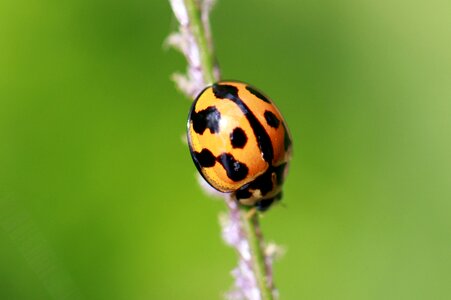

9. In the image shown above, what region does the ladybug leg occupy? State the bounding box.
[255,192,283,212]
[255,198,275,212]
[275,191,283,202]
[245,207,257,219]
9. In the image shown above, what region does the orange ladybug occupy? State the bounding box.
[187,81,292,211]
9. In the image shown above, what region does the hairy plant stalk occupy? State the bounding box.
[184,0,216,84]
[167,0,220,97]
[241,212,274,300]
[167,1,278,299]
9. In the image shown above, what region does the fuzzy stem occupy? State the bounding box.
[241,211,274,300]
[169,0,275,298]
[184,0,216,84]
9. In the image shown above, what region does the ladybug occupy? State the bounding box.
[187,81,292,211]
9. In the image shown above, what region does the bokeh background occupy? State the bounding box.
[1,0,450,299]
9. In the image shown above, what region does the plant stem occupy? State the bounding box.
[240,210,274,300]
[173,1,275,298]
[184,0,216,84]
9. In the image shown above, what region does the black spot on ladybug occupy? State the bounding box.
[212,83,238,99]
[264,110,280,129]
[212,83,274,163]
[191,106,221,135]
[230,127,247,148]
[194,149,216,168]
[217,153,249,181]
[282,122,292,151]
[246,85,271,103]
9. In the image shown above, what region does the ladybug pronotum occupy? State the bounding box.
[187,81,292,211]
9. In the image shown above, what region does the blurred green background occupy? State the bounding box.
[1,0,450,299]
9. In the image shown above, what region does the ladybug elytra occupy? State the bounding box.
[187,81,292,211]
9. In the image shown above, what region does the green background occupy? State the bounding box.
[1,0,450,299]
